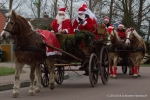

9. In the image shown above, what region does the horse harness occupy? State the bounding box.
[13,31,46,54]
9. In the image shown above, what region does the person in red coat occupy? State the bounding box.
[50,7,73,34]
[116,24,126,40]
[80,3,99,40]
[103,17,113,28]
[72,6,95,36]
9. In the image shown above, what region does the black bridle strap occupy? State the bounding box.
[14,31,35,38]
[3,29,12,33]
[3,20,17,33]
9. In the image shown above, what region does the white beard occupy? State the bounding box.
[56,15,65,24]
[78,14,85,20]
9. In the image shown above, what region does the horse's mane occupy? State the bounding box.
[126,28,142,41]
[112,29,121,41]
[132,30,142,41]
[16,15,32,32]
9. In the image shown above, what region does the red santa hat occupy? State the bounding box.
[118,24,124,28]
[78,6,86,14]
[81,4,88,9]
[104,17,109,22]
[58,7,66,14]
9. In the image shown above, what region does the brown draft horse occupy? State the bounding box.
[0,10,56,97]
[125,28,146,78]
[107,29,123,78]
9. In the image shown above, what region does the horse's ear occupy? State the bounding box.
[5,10,12,17]
[11,10,17,18]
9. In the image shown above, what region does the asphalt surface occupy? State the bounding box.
[0,65,149,100]
[0,62,69,91]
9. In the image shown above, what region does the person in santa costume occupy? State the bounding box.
[80,3,99,40]
[103,17,113,28]
[72,6,95,36]
[50,7,73,34]
[116,24,126,40]
[102,17,114,35]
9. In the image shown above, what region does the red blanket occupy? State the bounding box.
[36,29,62,56]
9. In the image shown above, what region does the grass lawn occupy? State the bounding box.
[141,64,150,67]
[0,66,25,76]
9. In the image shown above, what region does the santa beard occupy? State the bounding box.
[56,15,65,24]
[78,14,85,20]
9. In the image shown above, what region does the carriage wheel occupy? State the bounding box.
[89,53,100,87]
[100,46,109,85]
[122,66,127,74]
[40,61,49,87]
[55,67,64,85]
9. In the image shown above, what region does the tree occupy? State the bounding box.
[9,0,13,9]
[109,0,114,23]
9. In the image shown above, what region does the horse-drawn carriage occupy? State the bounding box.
[40,31,109,87]
[1,10,147,98]
[0,10,110,98]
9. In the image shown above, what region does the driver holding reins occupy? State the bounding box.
[72,6,94,34]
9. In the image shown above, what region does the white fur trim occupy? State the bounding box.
[118,24,124,27]
[78,11,85,14]
[64,29,68,33]
[82,21,87,26]
[108,26,114,29]
[58,23,62,31]
[51,30,54,33]
[58,11,65,14]
[46,51,62,56]
[104,19,109,21]
[74,29,78,32]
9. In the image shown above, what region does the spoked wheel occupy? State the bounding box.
[89,53,100,87]
[40,61,49,87]
[55,66,64,85]
[122,66,127,74]
[100,46,109,85]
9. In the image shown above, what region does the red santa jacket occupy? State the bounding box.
[50,19,73,34]
[104,23,113,28]
[117,29,126,39]
[73,17,95,33]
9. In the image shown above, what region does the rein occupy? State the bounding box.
[13,31,35,38]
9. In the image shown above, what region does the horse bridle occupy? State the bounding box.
[3,17,18,33]
[3,16,33,38]
[125,29,134,41]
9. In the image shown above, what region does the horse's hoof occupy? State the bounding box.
[132,74,138,78]
[50,83,55,90]
[129,73,133,75]
[35,89,40,93]
[13,93,19,98]
[28,92,35,96]
[113,75,117,79]
[138,74,141,77]
[109,74,113,77]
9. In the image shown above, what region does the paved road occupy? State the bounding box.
[0,66,149,100]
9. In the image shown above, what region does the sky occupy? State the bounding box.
[0,0,86,18]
